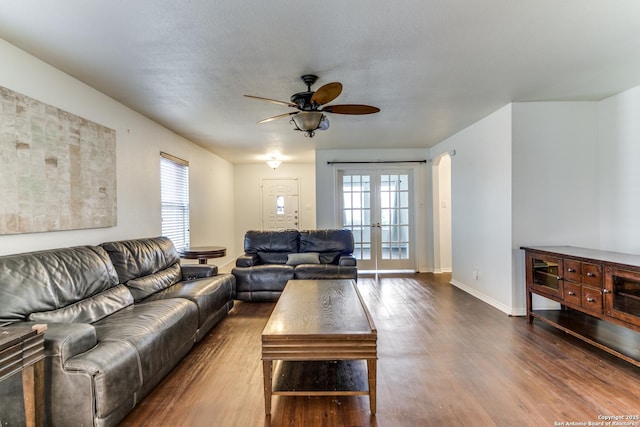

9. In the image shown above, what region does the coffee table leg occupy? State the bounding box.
[263,360,272,415]
[367,359,377,415]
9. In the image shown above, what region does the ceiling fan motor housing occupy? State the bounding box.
[291,74,320,109]
[290,91,316,110]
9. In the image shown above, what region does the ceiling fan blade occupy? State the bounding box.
[310,82,343,105]
[257,111,298,124]
[244,95,297,108]
[322,104,380,115]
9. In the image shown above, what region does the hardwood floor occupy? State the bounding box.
[121,273,640,426]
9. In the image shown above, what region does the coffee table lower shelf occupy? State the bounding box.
[271,360,370,396]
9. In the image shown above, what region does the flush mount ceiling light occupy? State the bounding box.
[245,74,379,138]
[266,158,282,170]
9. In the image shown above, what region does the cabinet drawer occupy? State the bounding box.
[564,282,582,306]
[582,263,602,287]
[582,286,603,313]
[564,259,581,283]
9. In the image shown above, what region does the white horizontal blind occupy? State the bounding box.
[160,152,190,251]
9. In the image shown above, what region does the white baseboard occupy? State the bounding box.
[450,279,517,316]
[511,307,527,316]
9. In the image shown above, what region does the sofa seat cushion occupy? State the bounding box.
[143,274,235,328]
[233,264,294,293]
[294,264,358,281]
[28,284,133,324]
[92,298,198,384]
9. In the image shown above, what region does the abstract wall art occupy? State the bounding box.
[0,86,117,234]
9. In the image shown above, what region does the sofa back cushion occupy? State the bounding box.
[28,284,133,324]
[125,263,183,302]
[0,246,120,322]
[299,230,354,264]
[244,230,299,264]
[100,237,182,301]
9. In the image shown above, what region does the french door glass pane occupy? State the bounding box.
[342,174,371,261]
[379,174,409,260]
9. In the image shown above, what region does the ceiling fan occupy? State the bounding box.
[245,74,380,138]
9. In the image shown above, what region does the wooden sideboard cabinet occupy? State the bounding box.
[522,246,640,367]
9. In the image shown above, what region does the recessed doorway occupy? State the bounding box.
[432,153,452,273]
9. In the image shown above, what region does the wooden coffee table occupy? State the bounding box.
[261,279,377,415]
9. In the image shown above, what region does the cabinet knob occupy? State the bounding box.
[567,268,576,273]
[603,289,610,294]
[568,291,576,296]
[556,276,563,281]
[586,272,596,277]
[586,297,595,303]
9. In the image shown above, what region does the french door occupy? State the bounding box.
[339,169,414,271]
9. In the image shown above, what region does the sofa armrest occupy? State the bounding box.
[41,322,97,364]
[338,255,357,267]
[236,254,261,267]
[181,264,218,280]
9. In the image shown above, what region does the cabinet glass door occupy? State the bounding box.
[528,254,563,298]
[606,268,640,323]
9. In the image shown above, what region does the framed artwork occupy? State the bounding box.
[0,86,117,234]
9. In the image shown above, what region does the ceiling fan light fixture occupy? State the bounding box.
[291,111,324,137]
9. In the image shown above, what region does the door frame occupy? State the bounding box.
[335,166,418,272]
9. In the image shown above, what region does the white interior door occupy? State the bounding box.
[261,178,300,230]
[339,169,414,271]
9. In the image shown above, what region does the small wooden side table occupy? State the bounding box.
[0,324,46,427]
[179,246,226,264]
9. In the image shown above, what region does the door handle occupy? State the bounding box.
[371,223,381,228]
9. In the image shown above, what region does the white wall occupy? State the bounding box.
[598,85,640,254]
[0,39,236,267]
[315,148,432,272]
[511,102,600,313]
[233,162,316,257]
[431,105,513,313]
[430,93,640,316]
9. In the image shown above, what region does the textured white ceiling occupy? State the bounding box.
[2,1,640,163]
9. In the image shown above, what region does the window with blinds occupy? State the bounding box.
[160,152,190,251]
